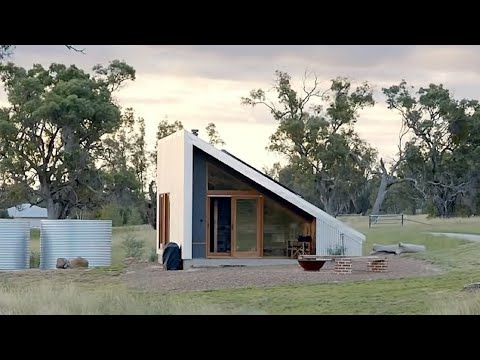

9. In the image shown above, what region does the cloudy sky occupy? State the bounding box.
[1,45,480,171]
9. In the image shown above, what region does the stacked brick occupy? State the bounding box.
[334,258,352,274]
[367,259,388,272]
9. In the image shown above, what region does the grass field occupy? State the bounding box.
[2,215,480,314]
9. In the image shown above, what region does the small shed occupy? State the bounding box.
[7,204,48,229]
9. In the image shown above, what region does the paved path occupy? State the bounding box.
[428,232,480,242]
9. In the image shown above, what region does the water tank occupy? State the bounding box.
[40,220,112,270]
[0,219,30,270]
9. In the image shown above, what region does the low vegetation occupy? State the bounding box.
[1,215,480,314]
[0,280,243,315]
[430,293,480,315]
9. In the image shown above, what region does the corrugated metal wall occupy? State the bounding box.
[0,219,30,270]
[315,218,363,256]
[40,220,112,270]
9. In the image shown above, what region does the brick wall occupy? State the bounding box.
[334,258,352,274]
[367,259,388,272]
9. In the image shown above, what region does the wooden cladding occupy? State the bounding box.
[158,193,170,249]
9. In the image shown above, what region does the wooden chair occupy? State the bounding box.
[287,235,312,258]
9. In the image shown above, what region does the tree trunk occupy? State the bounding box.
[323,197,335,216]
[371,243,426,255]
[147,180,157,229]
[45,197,69,219]
[372,172,389,215]
[46,198,60,219]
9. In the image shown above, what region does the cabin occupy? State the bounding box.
[156,129,365,268]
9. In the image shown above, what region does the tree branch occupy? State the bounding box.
[65,45,85,53]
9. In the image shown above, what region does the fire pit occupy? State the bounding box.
[297,258,328,271]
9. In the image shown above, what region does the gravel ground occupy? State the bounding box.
[121,254,443,293]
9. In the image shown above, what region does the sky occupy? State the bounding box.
[1,45,480,171]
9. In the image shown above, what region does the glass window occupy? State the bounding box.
[263,196,312,257]
[207,163,253,191]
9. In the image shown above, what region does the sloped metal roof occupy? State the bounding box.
[7,204,48,218]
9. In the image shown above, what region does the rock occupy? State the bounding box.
[463,282,480,291]
[56,258,68,269]
[67,257,89,268]
[56,256,89,269]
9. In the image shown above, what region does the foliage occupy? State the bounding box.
[242,71,377,215]
[0,209,12,218]
[122,234,145,258]
[29,251,40,268]
[148,247,158,262]
[326,244,346,255]
[383,81,480,217]
[0,60,135,219]
[206,122,226,146]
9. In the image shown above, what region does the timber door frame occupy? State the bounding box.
[206,191,263,258]
[231,195,263,258]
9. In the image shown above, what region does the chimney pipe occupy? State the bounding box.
[191,129,199,136]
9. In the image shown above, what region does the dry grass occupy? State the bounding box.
[0,279,260,315]
[9,215,480,315]
[429,292,480,315]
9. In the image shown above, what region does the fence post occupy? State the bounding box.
[401,213,404,226]
[368,215,371,228]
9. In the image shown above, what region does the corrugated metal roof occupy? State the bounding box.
[7,204,48,218]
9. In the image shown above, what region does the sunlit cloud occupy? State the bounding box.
[2,45,480,170]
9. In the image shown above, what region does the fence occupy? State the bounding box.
[368,213,404,228]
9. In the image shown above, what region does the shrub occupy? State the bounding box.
[0,209,12,219]
[327,244,346,256]
[122,235,145,258]
[30,251,40,268]
[148,247,158,263]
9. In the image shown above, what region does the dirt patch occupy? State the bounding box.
[121,254,443,293]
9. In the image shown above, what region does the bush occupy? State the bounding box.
[99,202,146,226]
[126,208,144,226]
[99,203,124,227]
[0,209,12,219]
[30,251,40,268]
[122,235,145,258]
[327,244,347,256]
[148,247,158,263]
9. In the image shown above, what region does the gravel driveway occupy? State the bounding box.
[121,255,442,293]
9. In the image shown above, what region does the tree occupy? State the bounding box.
[98,108,145,224]
[242,70,376,215]
[0,45,85,61]
[370,118,410,215]
[206,122,225,146]
[149,116,184,176]
[0,60,135,219]
[383,81,479,217]
[0,46,14,60]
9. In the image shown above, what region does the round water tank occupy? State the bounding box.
[0,219,30,270]
[40,220,112,270]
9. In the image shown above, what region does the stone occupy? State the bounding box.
[56,258,68,269]
[67,257,89,268]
